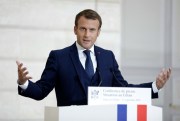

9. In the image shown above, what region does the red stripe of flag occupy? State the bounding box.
[137,105,147,121]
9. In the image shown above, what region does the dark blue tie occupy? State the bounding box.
[84,50,94,79]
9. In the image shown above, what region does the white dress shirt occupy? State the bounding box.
[76,42,97,72]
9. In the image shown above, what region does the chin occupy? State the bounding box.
[82,45,91,49]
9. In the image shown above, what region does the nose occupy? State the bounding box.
[84,30,90,37]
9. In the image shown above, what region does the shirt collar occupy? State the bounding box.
[76,41,95,55]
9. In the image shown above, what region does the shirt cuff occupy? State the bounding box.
[18,80,29,90]
[152,81,159,93]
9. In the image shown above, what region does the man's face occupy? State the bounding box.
[74,16,100,49]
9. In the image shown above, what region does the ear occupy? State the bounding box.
[74,26,77,35]
[97,29,101,37]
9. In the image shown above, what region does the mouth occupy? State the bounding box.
[83,39,91,43]
[82,39,92,49]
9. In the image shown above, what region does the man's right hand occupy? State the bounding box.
[16,61,32,85]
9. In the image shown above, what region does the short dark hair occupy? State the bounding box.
[75,9,102,29]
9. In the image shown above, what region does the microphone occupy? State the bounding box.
[96,68,102,86]
[110,68,127,87]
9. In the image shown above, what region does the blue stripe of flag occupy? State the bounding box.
[117,104,127,121]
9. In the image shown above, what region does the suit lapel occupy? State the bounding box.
[69,43,88,95]
[94,46,104,71]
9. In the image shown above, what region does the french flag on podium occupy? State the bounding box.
[117,104,148,121]
[88,87,162,121]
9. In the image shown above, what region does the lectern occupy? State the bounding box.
[44,87,162,121]
[44,104,162,121]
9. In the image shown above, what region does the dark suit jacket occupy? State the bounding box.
[18,42,158,106]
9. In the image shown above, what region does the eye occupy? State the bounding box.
[79,27,86,31]
[89,28,96,32]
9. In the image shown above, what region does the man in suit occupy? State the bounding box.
[17,9,171,106]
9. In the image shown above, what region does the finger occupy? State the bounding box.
[18,66,27,77]
[17,63,23,71]
[23,71,29,76]
[162,70,168,80]
[161,69,169,80]
[168,68,172,75]
[21,70,29,78]
[156,77,164,89]
[157,73,167,84]
[16,61,21,67]
[22,71,31,79]
[18,68,26,75]
[156,77,166,89]
[23,71,32,80]
[16,61,21,66]
[19,71,32,82]
[159,72,165,80]
[25,76,33,80]
[21,67,27,72]
[166,69,170,79]
[23,71,32,77]
[166,68,172,79]
[18,68,25,78]
[160,72,164,77]
[163,68,171,80]
[157,76,165,84]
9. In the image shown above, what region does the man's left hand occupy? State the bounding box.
[156,68,171,90]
